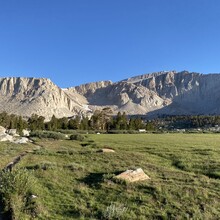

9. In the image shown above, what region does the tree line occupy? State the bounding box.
[1,110,220,133]
[0,109,155,132]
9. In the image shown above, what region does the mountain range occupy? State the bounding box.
[0,70,219,120]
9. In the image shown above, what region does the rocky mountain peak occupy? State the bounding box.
[70,80,113,96]
[0,77,88,120]
[1,71,220,119]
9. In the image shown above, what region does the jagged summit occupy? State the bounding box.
[122,70,177,83]
[67,70,220,116]
[0,77,87,120]
[68,80,113,96]
[1,71,220,119]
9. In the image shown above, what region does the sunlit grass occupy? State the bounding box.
[2,133,220,219]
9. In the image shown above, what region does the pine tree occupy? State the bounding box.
[68,116,80,130]
[17,116,24,133]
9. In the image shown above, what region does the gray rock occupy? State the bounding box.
[7,129,17,136]
[0,77,89,121]
[0,126,6,134]
[115,168,150,182]
[14,137,29,144]
[22,129,30,137]
[99,148,115,153]
[0,134,14,142]
[69,71,220,116]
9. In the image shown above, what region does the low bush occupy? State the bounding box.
[30,131,65,140]
[108,130,128,134]
[103,202,128,220]
[0,169,39,219]
[70,134,85,141]
[64,162,85,171]
[56,129,78,134]
[108,130,140,134]
[56,150,75,155]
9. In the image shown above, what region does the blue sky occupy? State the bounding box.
[0,0,220,87]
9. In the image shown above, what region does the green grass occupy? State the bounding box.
[0,142,35,168]
[2,133,220,219]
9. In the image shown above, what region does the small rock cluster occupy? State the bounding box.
[0,126,30,143]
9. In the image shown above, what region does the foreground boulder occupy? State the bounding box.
[7,129,17,136]
[115,168,150,182]
[0,126,30,143]
[14,137,29,144]
[0,134,14,142]
[0,126,6,134]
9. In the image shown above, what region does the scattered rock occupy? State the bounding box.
[22,129,30,137]
[0,134,14,142]
[7,129,17,136]
[0,128,30,143]
[115,168,150,182]
[14,137,29,144]
[0,126,6,134]
[99,148,115,153]
[14,134,20,137]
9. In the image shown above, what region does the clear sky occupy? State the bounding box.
[0,0,220,88]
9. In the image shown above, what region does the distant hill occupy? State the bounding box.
[1,71,220,119]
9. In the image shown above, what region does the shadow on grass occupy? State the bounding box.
[137,185,157,194]
[0,198,12,220]
[171,159,189,171]
[61,210,81,219]
[80,172,106,187]
[204,171,220,179]
[80,170,124,188]
[25,162,57,171]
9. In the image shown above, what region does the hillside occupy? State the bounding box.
[0,77,87,120]
[68,70,220,116]
[1,71,220,119]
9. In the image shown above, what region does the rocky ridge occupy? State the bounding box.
[1,71,220,119]
[68,70,220,116]
[0,77,87,120]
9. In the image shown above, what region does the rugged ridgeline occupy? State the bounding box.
[1,71,220,119]
[68,71,220,116]
[0,77,88,120]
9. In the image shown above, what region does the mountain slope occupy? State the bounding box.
[68,71,220,116]
[0,77,87,120]
[1,71,220,119]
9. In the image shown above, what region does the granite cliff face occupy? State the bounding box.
[1,71,220,119]
[68,71,220,116]
[0,77,87,120]
[128,71,220,115]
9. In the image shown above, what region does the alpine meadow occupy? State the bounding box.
[1,1,220,219]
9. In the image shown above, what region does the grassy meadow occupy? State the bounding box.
[1,133,220,219]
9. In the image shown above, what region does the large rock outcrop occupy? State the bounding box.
[2,71,220,119]
[0,77,88,120]
[68,71,220,116]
